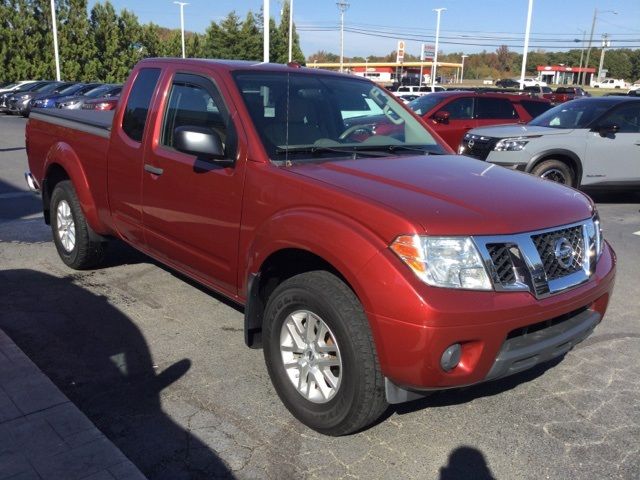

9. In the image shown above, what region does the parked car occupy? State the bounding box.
[519,77,548,87]
[547,86,590,105]
[0,80,38,95]
[408,91,552,149]
[0,81,52,113]
[15,82,77,117]
[522,85,553,97]
[6,81,68,116]
[495,78,520,88]
[459,97,640,188]
[31,83,102,110]
[25,58,615,435]
[591,78,628,89]
[81,96,119,111]
[56,84,122,109]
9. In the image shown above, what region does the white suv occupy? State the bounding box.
[592,78,628,89]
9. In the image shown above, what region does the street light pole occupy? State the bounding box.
[174,2,189,58]
[264,0,270,62]
[460,54,468,84]
[431,8,446,88]
[337,1,350,72]
[50,0,61,81]
[519,0,534,91]
[288,0,294,63]
[419,43,425,87]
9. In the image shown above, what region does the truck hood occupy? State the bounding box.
[469,124,574,138]
[289,155,593,236]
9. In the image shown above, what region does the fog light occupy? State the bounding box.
[440,344,462,372]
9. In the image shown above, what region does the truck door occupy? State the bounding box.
[141,71,246,296]
[107,68,162,245]
[583,102,640,185]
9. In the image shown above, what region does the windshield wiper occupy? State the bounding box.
[350,144,442,155]
[275,145,390,158]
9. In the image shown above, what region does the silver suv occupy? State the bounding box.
[459,97,640,188]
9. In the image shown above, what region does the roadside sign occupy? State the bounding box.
[422,44,435,59]
[397,40,405,63]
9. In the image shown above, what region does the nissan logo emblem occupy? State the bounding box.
[554,237,574,269]
[467,139,475,148]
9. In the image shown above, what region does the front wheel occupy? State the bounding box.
[532,159,576,187]
[50,180,107,269]
[263,271,387,436]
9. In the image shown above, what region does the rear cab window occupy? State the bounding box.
[122,68,161,142]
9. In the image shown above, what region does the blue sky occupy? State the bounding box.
[88,0,640,58]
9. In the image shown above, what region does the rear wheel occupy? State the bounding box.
[532,159,576,187]
[263,271,387,436]
[50,180,107,269]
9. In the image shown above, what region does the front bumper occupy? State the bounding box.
[359,241,615,402]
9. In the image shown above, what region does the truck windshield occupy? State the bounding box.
[233,72,446,163]
[528,99,617,129]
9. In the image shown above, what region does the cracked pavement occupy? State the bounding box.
[1,116,639,479]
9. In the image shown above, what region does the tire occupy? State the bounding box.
[532,159,576,187]
[50,180,107,269]
[263,271,387,436]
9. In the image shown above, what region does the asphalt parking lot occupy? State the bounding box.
[1,115,639,480]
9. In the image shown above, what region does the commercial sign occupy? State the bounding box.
[396,40,405,63]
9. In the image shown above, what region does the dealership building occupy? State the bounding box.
[536,65,597,85]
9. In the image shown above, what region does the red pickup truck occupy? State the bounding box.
[25,59,616,436]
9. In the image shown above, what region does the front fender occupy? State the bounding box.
[44,142,109,234]
[243,207,390,313]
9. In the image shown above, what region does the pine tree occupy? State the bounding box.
[60,0,95,81]
[115,9,142,81]
[237,12,261,61]
[277,1,304,64]
[90,1,120,82]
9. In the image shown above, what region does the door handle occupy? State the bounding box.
[144,164,164,175]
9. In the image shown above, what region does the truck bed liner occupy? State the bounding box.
[30,109,114,138]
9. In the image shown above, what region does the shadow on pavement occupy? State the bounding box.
[0,179,42,223]
[439,446,496,480]
[0,269,235,480]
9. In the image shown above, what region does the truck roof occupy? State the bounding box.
[137,57,351,79]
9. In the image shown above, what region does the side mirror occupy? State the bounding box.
[596,123,619,136]
[433,110,450,124]
[174,125,225,160]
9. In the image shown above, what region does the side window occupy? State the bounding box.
[161,73,234,157]
[521,100,551,119]
[441,98,473,120]
[122,68,161,142]
[602,104,640,133]
[475,98,518,120]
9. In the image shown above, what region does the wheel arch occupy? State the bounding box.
[242,209,389,348]
[525,149,583,187]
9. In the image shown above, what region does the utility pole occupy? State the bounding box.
[419,44,425,87]
[174,2,189,58]
[460,54,468,84]
[431,8,446,88]
[519,0,534,91]
[50,0,61,81]
[597,34,610,82]
[583,8,617,86]
[264,0,270,62]
[576,29,586,85]
[337,1,350,72]
[288,0,294,63]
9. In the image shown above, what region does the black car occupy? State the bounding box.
[495,78,520,88]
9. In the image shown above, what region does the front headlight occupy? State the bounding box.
[390,235,492,290]
[494,137,529,151]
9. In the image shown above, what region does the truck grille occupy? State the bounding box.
[460,135,498,160]
[475,219,596,299]
[532,226,584,280]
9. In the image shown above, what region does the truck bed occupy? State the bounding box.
[29,108,114,138]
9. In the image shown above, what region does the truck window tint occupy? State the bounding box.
[521,100,551,119]
[441,98,473,119]
[475,98,517,119]
[122,68,161,142]
[161,76,233,156]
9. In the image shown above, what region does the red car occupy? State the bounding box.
[81,96,119,111]
[408,91,552,150]
[25,59,615,435]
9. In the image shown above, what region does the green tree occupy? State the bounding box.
[90,1,120,82]
[277,0,304,64]
[59,0,95,81]
[236,12,261,61]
